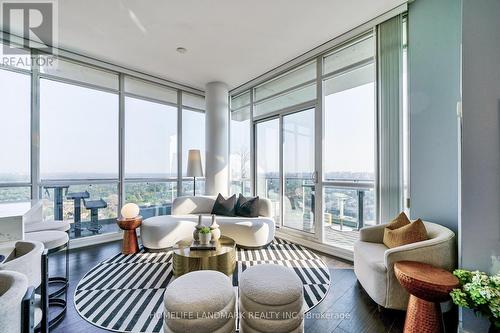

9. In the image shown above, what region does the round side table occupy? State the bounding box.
[394,261,459,333]
[117,216,142,254]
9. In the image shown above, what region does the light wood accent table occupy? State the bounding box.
[173,236,236,277]
[117,216,142,254]
[394,261,459,333]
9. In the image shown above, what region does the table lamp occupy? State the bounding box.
[121,203,140,219]
[117,203,142,254]
[186,149,203,196]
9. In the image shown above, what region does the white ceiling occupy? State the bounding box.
[21,0,406,90]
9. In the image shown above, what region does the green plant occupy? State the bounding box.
[199,226,211,234]
[450,269,500,329]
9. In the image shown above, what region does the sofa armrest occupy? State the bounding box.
[359,224,386,243]
[384,234,457,272]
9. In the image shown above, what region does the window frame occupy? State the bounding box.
[229,28,384,257]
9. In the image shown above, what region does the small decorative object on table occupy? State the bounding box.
[117,203,142,254]
[198,226,212,245]
[193,214,204,241]
[210,214,221,242]
[450,269,500,332]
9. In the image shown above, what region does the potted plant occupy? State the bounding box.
[450,269,500,332]
[198,226,212,245]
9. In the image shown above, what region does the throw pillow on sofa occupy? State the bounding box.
[211,193,237,216]
[386,212,411,230]
[383,215,428,248]
[235,194,260,217]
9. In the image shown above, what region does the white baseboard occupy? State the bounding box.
[69,231,123,249]
[275,230,354,262]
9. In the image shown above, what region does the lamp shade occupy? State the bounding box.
[186,149,204,177]
[121,203,140,219]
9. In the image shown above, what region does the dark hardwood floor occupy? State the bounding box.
[48,240,457,333]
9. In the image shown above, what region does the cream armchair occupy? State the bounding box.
[353,221,456,310]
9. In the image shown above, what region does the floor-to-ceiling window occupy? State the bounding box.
[321,33,376,249]
[253,61,317,232]
[40,59,120,236]
[255,119,280,223]
[182,92,206,196]
[230,19,407,256]
[0,67,31,202]
[0,40,205,242]
[282,109,316,233]
[230,91,251,196]
[124,82,178,218]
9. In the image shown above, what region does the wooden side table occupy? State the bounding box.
[394,261,459,333]
[117,216,142,254]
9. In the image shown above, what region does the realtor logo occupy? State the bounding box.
[1,1,58,54]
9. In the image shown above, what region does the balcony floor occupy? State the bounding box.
[324,226,359,251]
[283,211,360,251]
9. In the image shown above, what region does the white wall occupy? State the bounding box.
[460,0,500,331]
[408,0,462,233]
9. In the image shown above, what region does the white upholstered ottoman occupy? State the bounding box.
[163,270,236,333]
[239,264,304,333]
[140,216,196,251]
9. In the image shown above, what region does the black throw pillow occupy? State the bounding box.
[211,193,237,216]
[235,194,260,218]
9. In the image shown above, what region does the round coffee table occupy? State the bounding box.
[172,236,236,277]
[394,261,459,333]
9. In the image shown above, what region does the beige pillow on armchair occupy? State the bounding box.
[383,213,428,248]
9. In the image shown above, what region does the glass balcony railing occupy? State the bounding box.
[323,183,376,231]
[257,176,375,249]
[230,179,252,197]
[41,182,119,239]
[0,186,31,203]
[124,181,177,219]
[182,178,205,197]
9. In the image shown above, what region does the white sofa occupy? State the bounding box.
[141,196,275,251]
[353,221,456,310]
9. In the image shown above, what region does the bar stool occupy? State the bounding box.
[66,191,90,238]
[84,198,107,234]
[24,231,69,328]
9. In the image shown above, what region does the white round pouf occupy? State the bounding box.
[163,270,236,333]
[239,264,304,333]
[141,216,196,251]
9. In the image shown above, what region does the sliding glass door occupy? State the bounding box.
[255,119,280,223]
[255,109,316,236]
[283,109,316,233]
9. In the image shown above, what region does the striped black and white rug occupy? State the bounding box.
[74,238,331,333]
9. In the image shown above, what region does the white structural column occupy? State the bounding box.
[205,82,229,195]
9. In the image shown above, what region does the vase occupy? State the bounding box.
[193,215,203,241]
[210,214,221,242]
[199,232,211,245]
